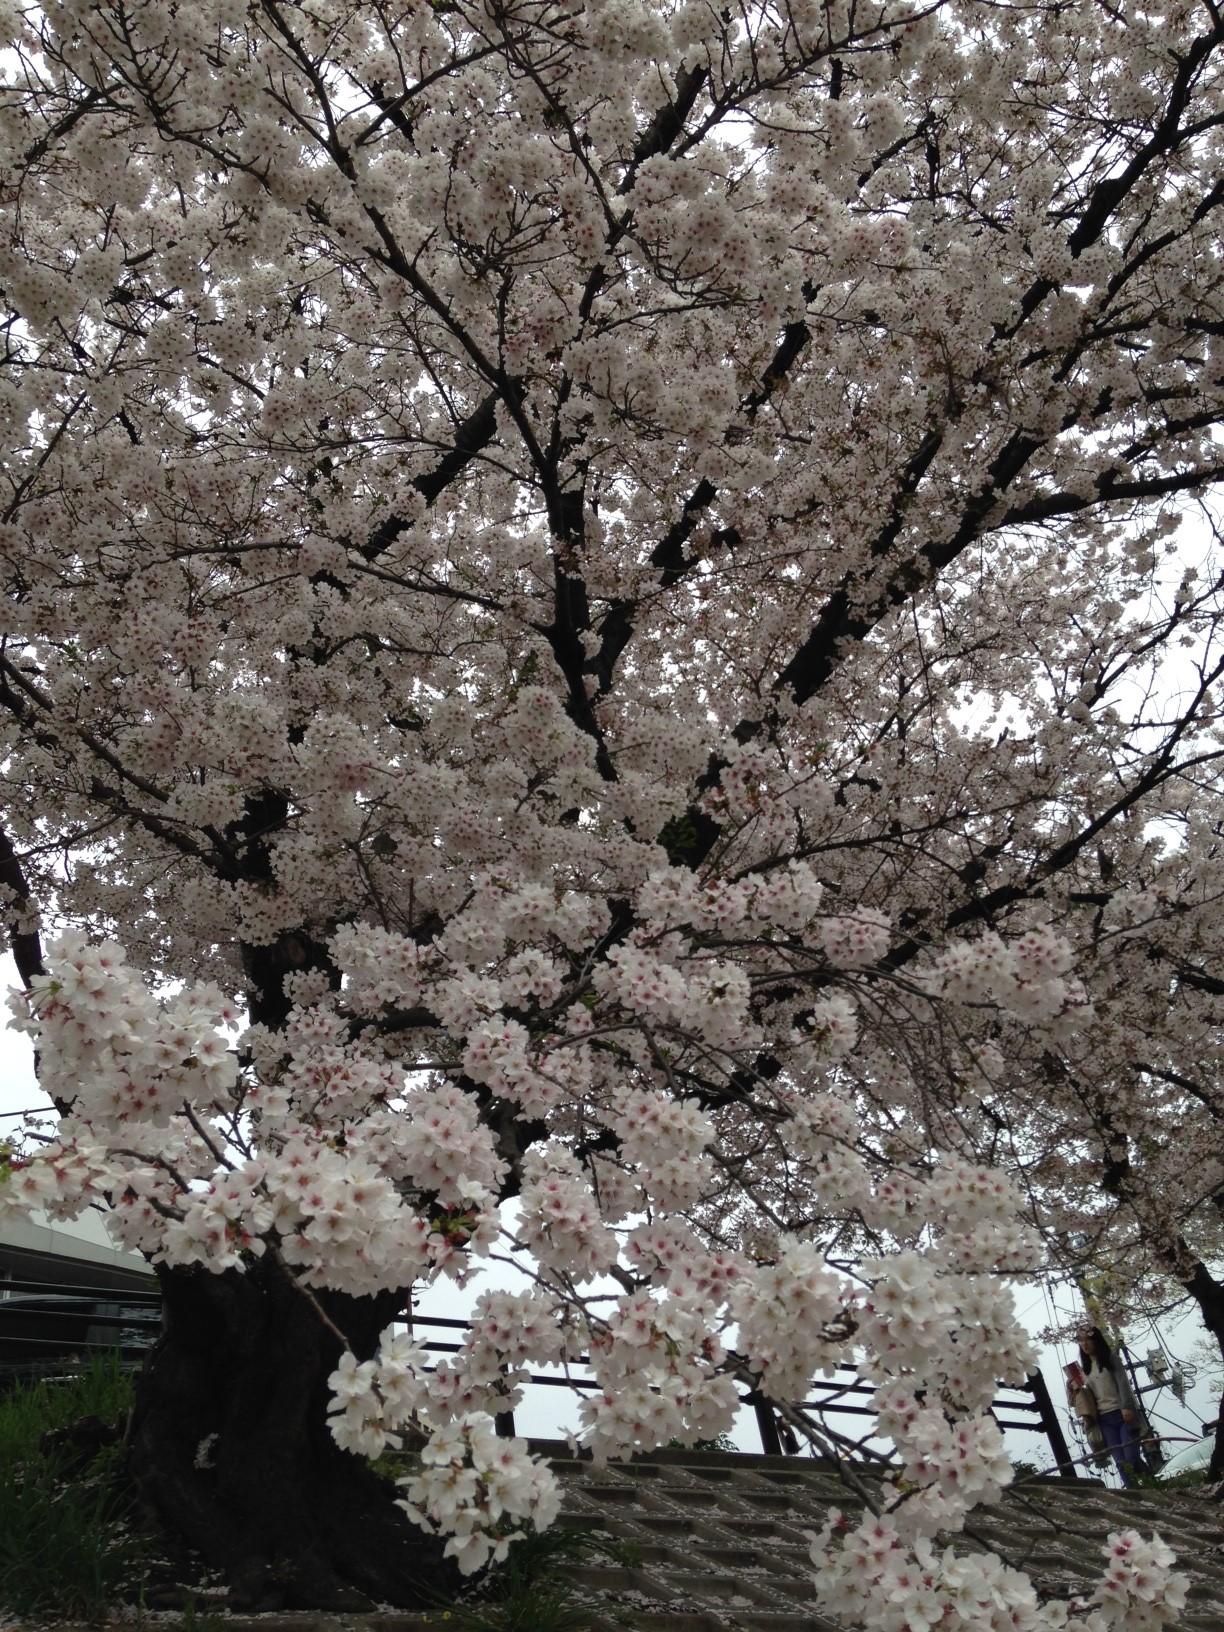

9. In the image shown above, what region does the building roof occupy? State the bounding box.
[0,1209,153,1292]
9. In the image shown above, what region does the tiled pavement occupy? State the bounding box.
[533,1441,1224,1631]
[26,1446,1224,1632]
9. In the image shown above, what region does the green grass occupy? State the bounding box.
[1136,1465,1209,1492]
[434,1525,642,1632]
[1,1368,641,1628]
[0,1351,135,1456]
[0,1356,150,1623]
[162,1602,227,1632]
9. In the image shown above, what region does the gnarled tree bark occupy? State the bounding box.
[128,1261,456,1611]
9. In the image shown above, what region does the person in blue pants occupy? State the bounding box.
[1077,1327,1143,1486]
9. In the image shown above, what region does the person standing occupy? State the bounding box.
[1077,1327,1143,1486]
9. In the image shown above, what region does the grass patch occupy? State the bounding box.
[161,1602,227,1632]
[431,1525,641,1632]
[1136,1466,1209,1492]
[0,1356,150,1623]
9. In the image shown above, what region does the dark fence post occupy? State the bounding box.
[1028,1368,1076,1478]
[747,1391,784,1456]
[494,1410,516,1438]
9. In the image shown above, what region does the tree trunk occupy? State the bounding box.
[128,1259,457,1611]
[1180,1258,1224,1484]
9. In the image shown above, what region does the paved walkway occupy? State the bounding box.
[20,1445,1224,1632]
[544,1443,1224,1631]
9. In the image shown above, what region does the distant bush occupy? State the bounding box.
[668,1432,740,1452]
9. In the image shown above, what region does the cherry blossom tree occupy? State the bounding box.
[1,0,1222,1623]
[841,761,1224,1477]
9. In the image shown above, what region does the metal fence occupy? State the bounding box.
[405,1312,1076,1474]
[0,1273,162,1382]
[0,1280,1076,1476]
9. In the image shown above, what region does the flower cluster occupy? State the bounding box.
[927,926,1088,1025]
[626,1218,748,1303]
[810,1511,1064,1631]
[858,1252,1037,1416]
[729,1242,852,1400]
[328,923,433,1013]
[809,1517,1188,1632]
[817,908,892,969]
[517,1148,618,1277]
[636,859,825,935]
[611,1088,714,1209]
[596,940,689,1024]
[887,1403,1014,1530]
[9,932,237,1127]
[1078,1530,1188,1630]
[462,1016,568,1116]
[579,1290,739,1460]
[0,1134,113,1224]
[396,1420,561,1576]
[429,1288,577,1424]
[793,991,860,1062]
[327,1327,432,1457]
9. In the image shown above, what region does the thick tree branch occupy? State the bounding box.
[0,820,45,987]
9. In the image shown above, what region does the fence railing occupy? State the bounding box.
[0,1273,162,1381]
[403,1311,1078,1476]
[0,1280,1077,1476]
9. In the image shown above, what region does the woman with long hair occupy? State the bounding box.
[1077,1327,1143,1486]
